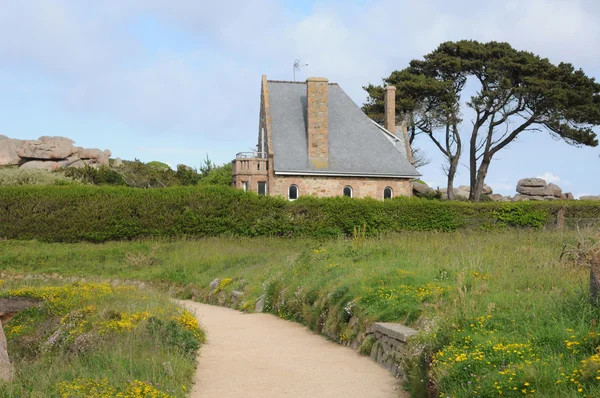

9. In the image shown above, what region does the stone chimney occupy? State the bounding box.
[306,77,329,168]
[384,86,396,134]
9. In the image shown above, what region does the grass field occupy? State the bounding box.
[0,279,203,397]
[1,229,599,397]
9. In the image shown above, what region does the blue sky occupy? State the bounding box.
[2,0,599,197]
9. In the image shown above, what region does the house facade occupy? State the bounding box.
[232,75,420,200]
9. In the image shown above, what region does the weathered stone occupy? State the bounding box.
[0,323,14,382]
[231,290,244,304]
[0,139,27,166]
[581,195,600,201]
[512,194,529,202]
[19,160,61,171]
[517,185,555,196]
[112,158,124,168]
[370,341,379,361]
[377,347,384,364]
[440,187,469,200]
[490,194,510,202]
[517,178,546,188]
[68,159,86,168]
[18,140,77,160]
[547,183,563,197]
[412,182,435,197]
[0,297,39,315]
[209,278,221,294]
[77,147,109,166]
[565,192,575,200]
[391,364,399,376]
[38,136,75,145]
[482,185,493,195]
[0,135,8,141]
[254,294,266,313]
[373,323,418,343]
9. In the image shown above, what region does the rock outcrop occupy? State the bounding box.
[440,185,493,200]
[581,195,600,201]
[412,181,436,197]
[18,140,78,160]
[514,178,570,201]
[0,135,113,170]
[0,139,25,166]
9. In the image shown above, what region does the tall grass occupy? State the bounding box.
[0,280,203,397]
[1,230,598,396]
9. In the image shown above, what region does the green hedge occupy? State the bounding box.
[0,185,598,242]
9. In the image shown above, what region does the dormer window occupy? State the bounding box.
[343,186,353,198]
[289,185,299,201]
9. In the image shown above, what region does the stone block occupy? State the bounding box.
[373,322,418,342]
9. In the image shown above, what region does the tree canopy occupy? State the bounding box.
[365,40,600,201]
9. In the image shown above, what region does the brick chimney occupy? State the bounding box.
[306,77,329,168]
[384,85,396,134]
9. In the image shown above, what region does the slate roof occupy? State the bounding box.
[267,80,420,178]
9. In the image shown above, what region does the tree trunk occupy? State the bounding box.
[471,157,491,202]
[469,128,478,201]
[446,155,459,201]
[591,251,600,306]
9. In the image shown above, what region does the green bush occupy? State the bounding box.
[0,168,76,186]
[63,165,125,186]
[0,185,598,242]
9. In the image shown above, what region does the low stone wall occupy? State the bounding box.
[363,322,418,378]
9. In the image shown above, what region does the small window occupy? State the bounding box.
[343,186,353,198]
[258,182,267,196]
[383,187,393,199]
[242,181,248,192]
[288,185,299,201]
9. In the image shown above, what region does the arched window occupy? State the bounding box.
[288,184,299,201]
[343,186,353,198]
[383,187,393,199]
[257,182,267,196]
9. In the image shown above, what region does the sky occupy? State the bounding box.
[2,0,600,197]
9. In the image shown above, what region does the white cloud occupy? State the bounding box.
[537,172,570,185]
[2,0,600,193]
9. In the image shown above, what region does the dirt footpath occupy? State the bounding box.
[179,301,406,398]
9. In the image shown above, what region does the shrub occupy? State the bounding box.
[63,165,125,186]
[0,167,76,186]
[0,185,598,242]
[199,163,233,187]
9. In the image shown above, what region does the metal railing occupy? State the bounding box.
[236,152,267,159]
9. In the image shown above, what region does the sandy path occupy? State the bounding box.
[179,301,405,398]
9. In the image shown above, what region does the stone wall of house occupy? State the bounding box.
[268,174,411,200]
[231,157,268,191]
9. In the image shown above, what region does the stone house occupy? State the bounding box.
[232,75,420,200]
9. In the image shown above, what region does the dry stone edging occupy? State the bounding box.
[0,272,420,384]
[202,277,419,380]
[366,323,418,378]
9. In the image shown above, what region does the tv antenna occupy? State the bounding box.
[293,59,308,81]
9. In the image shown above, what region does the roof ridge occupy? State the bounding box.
[267,79,338,86]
